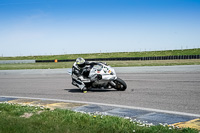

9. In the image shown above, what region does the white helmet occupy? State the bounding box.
[76,57,86,67]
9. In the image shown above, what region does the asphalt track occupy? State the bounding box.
[0,65,200,116]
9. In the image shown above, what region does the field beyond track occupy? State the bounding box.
[0,59,200,70]
[0,48,200,60]
[0,49,200,70]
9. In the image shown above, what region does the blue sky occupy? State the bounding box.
[0,0,200,56]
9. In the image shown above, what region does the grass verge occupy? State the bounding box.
[0,59,200,70]
[0,103,198,133]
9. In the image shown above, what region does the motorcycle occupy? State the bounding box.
[68,62,127,91]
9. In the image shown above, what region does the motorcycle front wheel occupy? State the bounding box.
[114,78,127,91]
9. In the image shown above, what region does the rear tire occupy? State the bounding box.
[114,78,127,91]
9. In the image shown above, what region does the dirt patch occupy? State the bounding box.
[37,111,44,114]
[20,113,33,118]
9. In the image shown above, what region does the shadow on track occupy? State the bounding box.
[64,88,117,93]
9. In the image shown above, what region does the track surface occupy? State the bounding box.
[0,65,200,114]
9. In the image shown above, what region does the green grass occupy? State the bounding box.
[0,59,200,70]
[0,48,200,60]
[0,103,198,133]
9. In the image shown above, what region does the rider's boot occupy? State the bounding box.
[82,87,87,93]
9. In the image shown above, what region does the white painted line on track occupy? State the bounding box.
[1,95,200,117]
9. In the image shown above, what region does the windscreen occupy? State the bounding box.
[93,64,103,71]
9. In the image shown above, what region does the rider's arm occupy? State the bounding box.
[85,61,99,66]
[72,65,81,77]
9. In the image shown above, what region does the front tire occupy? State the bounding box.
[114,78,127,91]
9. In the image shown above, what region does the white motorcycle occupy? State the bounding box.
[68,62,127,91]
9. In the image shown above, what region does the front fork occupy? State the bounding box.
[109,81,116,87]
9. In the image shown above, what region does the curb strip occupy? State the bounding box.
[0,96,199,130]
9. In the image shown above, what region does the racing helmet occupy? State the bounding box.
[76,57,86,68]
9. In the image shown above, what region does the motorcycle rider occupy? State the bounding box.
[71,57,100,91]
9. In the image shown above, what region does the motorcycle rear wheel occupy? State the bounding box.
[114,78,127,91]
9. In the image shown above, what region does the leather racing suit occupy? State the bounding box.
[71,61,99,90]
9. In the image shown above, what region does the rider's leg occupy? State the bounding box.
[72,78,87,91]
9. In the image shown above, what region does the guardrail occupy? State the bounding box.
[0,60,35,64]
[35,55,200,63]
